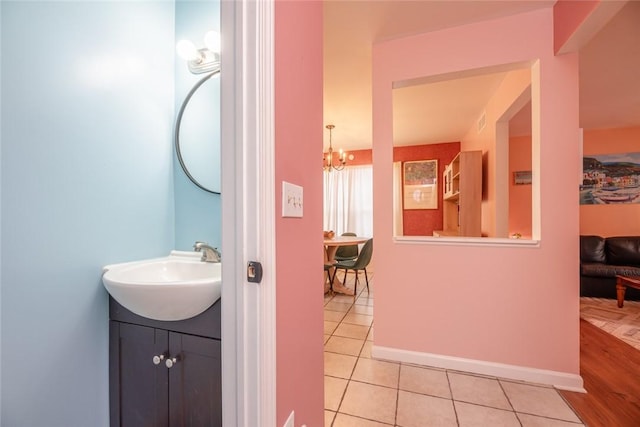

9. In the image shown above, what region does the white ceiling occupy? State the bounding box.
[392,72,508,146]
[323,0,640,150]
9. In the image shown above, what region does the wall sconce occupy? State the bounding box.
[176,30,221,74]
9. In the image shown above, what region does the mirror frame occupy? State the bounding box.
[175,70,221,194]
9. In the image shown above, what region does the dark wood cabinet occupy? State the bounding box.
[109,298,221,427]
[169,332,221,426]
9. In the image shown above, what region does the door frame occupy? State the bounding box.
[221,1,276,426]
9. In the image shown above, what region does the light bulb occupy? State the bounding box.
[204,31,221,53]
[176,40,199,61]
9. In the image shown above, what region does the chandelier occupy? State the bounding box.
[323,124,347,172]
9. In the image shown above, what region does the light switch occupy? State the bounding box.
[282,181,303,218]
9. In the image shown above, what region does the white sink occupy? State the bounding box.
[102,251,221,321]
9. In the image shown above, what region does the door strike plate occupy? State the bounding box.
[247,261,263,283]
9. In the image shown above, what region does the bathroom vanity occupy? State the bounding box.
[109,297,222,427]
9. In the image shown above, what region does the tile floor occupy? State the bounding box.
[323,273,585,427]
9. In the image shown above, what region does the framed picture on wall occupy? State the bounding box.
[513,170,532,185]
[403,159,438,209]
[580,152,640,205]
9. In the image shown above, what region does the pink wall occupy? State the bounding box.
[460,68,531,237]
[275,1,324,426]
[372,8,581,379]
[394,143,460,235]
[580,126,640,237]
[509,135,533,238]
[553,0,599,53]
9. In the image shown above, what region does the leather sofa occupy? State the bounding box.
[580,235,640,300]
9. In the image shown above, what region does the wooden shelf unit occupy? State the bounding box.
[440,150,482,237]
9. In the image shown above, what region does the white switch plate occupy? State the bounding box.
[283,410,294,427]
[282,181,303,218]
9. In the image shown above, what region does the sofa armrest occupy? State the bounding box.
[580,235,606,263]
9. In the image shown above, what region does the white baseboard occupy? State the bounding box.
[372,345,585,393]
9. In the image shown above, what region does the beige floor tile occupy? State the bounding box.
[501,381,581,423]
[355,295,374,306]
[336,282,360,292]
[326,301,354,312]
[351,358,400,388]
[340,381,397,425]
[325,336,366,356]
[360,341,373,358]
[323,279,586,427]
[325,376,348,411]
[353,281,367,291]
[332,294,357,304]
[353,285,370,295]
[448,372,511,410]
[343,313,374,326]
[353,291,366,300]
[455,401,520,427]
[354,286,371,297]
[324,352,358,379]
[325,410,336,427]
[334,323,370,340]
[349,305,374,315]
[335,286,357,297]
[518,413,585,427]
[399,365,451,399]
[343,274,358,284]
[325,320,339,335]
[396,390,457,427]
[333,413,393,426]
[325,309,347,322]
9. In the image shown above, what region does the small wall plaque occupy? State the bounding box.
[513,170,532,185]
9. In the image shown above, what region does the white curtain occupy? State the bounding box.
[323,165,373,237]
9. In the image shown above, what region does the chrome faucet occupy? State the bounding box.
[193,241,221,263]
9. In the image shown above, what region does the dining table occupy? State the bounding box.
[324,235,370,295]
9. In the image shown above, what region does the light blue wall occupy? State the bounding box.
[174,0,221,251]
[1,2,175,425]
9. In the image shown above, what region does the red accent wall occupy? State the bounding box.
[346,148,373,165]
[323,148,373,166]
[394,142,460,235]
[336,142,460,236]
[330,143,460,235]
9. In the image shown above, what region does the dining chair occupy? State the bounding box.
[324,263,336,292]
[332,238,373,295]
[334,232,359,262]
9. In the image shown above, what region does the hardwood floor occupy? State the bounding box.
[560,319,640,426]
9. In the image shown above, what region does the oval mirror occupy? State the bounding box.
[175,71,221,194]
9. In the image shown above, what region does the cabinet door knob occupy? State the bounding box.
[152,354,165,365]
[165,357,178,368]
